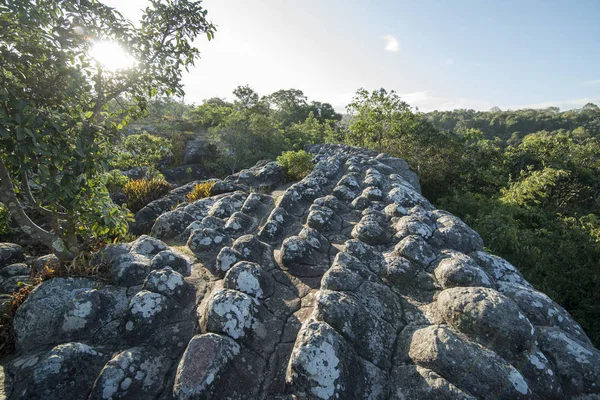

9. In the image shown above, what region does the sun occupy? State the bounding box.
[89,41,136,72]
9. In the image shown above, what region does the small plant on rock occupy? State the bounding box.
[187,180,216,202]
[277,150,314,182]
[123,179,173,213]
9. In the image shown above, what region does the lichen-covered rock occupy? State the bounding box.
[130,235,168,257]
[287,320,387,400]
[408,325,533,399]
[200,288,257,340]
[394,235,436,266]
[90,346,170,400]
[125,290,174,339]
[13,278,96,351]
[150,250,191,276]
[173,333,240,400]
[0,263,30,278]
[143,267,188,299]
[224,211,256,235]
[351,214,392,245]
[500,282,590,345]
[5,144,599,400]
[151,209,196,240]
[187,228,231,255]
[110,253,152,287]
[390,365,477,400]
[13,342,109,400]
[537,327,600,396]
[223,261,273,298]
[436,286,535,360]
[0,243,24,268]
[431,214,484,253]
[434,251,494,289]
[60,285,128,341]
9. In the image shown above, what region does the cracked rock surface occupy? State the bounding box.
[2,144,599,399]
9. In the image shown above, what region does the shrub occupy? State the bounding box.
[111,132,173,170]
[103,170,130,193]
[122,179,173,213]
[276,150,314,181]
[187,180,216,202]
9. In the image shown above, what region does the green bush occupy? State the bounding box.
[276,150,314,181]
[111,132,173,170]
[122,179,173,213]
[103,170,130,193]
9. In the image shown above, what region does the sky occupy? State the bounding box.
[102,0,600,112]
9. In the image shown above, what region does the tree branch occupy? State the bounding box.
[20,171,68,218]
[0,157,72,259]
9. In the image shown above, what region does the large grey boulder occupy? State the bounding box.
[183,138,216,165]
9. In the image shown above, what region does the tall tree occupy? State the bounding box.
[0,0,216,259]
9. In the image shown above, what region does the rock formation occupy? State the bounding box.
[1,144,599,399]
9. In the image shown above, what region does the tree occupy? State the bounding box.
[345,88,415,152]
[0,0,216,259]
[265,89,310,127]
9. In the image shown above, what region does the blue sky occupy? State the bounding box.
[104,0,600,111]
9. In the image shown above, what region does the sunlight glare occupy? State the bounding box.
[90,41,136,71]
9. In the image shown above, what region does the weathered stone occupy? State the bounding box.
[125,290,174,339]
[223,261,273,298]
[0,243,24,268]
[433,252,494,289]
[431,214,484,253]
[14,342,109,400]
[90,346,170,400]
[200,288,257,340]
[537,327,600,396]
[408,325,533,399]
[130,235,168,257]
[110,253,152,286]
[394,235,436,266]
[187,228,231,255]
[13,278,96,351]
[436,286,535,360]
[173,334,240,400]
[150,250,191,276]
[389,365,477,400]
[151,209,196,240]
[143,267,188,299]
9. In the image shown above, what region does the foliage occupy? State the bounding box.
[277,150,314,182]
[426,104,600,143]
[110,132,172,170]
[345,88,419,152]
[122,178,173,213]
[0,202,11,236]
[103,170,129,193]
[0,0,215,259]
[188,98,234,130]
[207,86,340,174]
[187,180,215,202]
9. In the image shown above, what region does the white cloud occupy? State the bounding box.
[582,79,600,86]
[504,97,600,111]
[445,58,454,65]
[382,34,400,53]
[400,91,492,111]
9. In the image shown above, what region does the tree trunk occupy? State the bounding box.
[0,157,74,260]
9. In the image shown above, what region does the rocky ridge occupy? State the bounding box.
[1,144,599,399]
